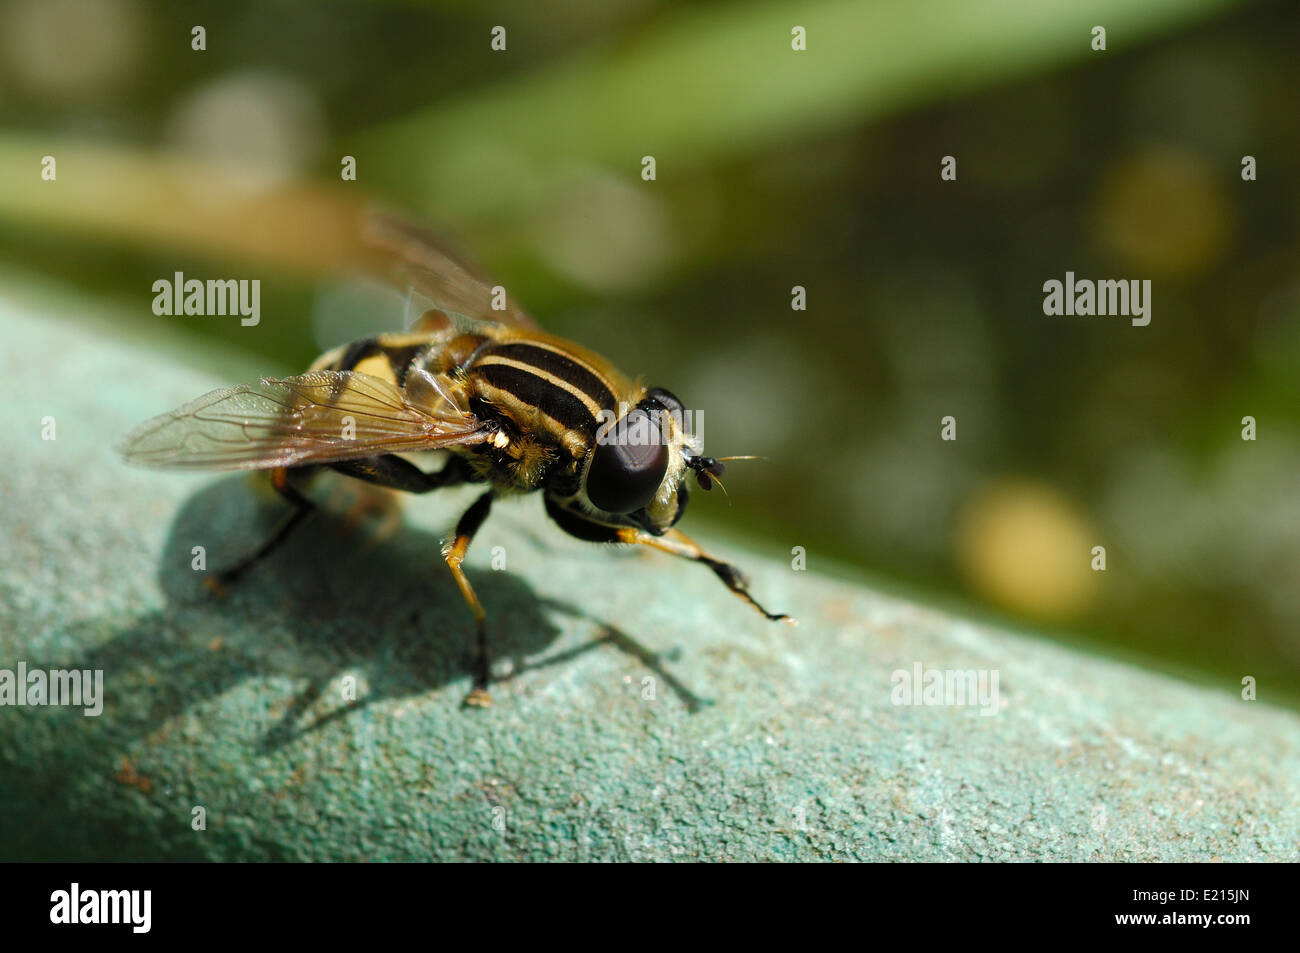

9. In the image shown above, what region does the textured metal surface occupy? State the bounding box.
[2,289,1296,861]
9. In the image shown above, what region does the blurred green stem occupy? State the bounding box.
[0,0,1243,265]
[363,0,1242,222]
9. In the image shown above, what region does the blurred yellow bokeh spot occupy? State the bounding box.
[1090,148,1234,276]
[955,479,1099,620]
[0,0,144,101]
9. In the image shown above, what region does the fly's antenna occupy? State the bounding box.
[685,454,744,501]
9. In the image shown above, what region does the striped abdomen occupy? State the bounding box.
[311,331,442,387]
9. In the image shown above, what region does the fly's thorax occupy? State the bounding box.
[463,332,636,450]
[444,329,631,493]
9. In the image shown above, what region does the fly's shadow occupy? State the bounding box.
[2,474,708,860]
[145,472,709,746]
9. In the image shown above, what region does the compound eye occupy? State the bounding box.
[644,387,691,436]
[586,410,669,514]
[645,387,684,418]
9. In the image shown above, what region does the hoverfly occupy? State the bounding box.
[120,211,793,706]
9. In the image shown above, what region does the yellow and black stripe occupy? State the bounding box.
[473,342,615,429]
[310,325,642,469]
[468,336,634,445]
[318,332,442,388]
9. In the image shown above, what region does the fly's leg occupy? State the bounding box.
[442,491,496,708]
[614,527,797,625]
[330,453,472,494]
[330,455,474,548]
[209,467,315,592]
[211,456,472,592]
[336,454,498,707]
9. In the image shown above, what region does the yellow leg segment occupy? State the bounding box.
[615,527,796,625]
[443,491,495,707]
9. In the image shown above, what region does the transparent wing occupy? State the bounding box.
[361,208,541,331]
[119,369,489,470]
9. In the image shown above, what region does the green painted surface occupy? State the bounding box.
[2,285,1296,861]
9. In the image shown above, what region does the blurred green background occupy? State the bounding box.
[3,0,1298,703]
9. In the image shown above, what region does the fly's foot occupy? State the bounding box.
[462,687,493,709]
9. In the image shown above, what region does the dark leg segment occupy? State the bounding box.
[333,454,502,705]
[544,496,794,624]
[614,527,796,624]
[213,455,471,589]
[211,467,315,589]
[330,453,472,494]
